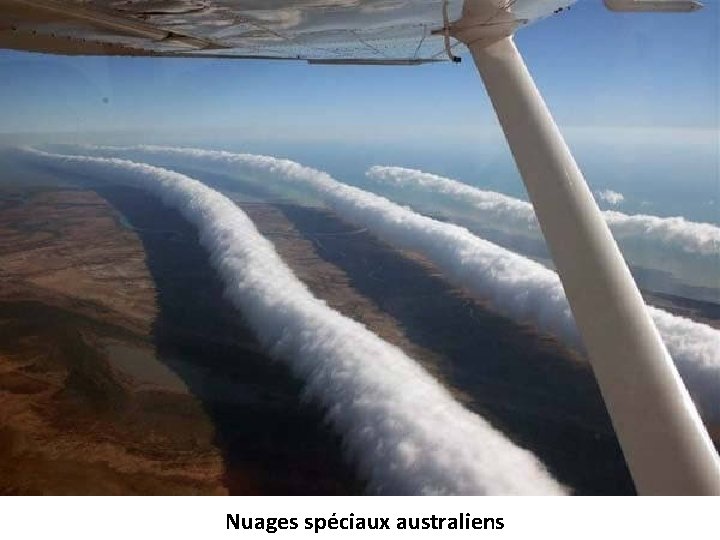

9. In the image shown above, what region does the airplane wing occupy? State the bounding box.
[0,0,578,63]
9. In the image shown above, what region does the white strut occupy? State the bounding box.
[461,34,720,494]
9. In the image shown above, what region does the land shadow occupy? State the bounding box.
[95,185,362,495]
[278,204,636,495]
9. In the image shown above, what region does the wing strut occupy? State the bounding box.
[461,35,720,494]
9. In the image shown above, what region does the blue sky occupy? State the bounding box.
[0,1,718,224]
[0,1,717,142]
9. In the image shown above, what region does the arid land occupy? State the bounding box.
[1,180,717,495]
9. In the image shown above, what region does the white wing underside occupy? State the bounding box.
[0,0,576,62]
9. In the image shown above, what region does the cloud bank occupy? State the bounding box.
[366,166,720,257]
[77,146,720,422]
[24,148,565,495]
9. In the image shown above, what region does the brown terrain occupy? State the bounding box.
[0,185,358,495]
[0,179,717,495]
[0,187,226,494]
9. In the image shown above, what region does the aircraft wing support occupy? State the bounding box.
[456,2,719,495]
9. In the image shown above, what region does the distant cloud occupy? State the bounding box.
[596,189,625,206]
[365,166,720,258]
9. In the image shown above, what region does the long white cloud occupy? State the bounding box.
[367,166,720,257]
[24,148,565,495]
[75,146,720,422]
